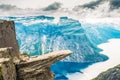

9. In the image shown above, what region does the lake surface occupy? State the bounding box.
[67,39,120,80]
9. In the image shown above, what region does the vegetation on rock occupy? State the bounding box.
[22,52,30,57]
[0,66,3,80]
[93,64,120,80]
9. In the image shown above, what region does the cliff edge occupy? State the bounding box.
[0,20,72,80]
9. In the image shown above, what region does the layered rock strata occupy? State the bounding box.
[17,50,71,80]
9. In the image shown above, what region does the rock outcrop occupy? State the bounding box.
[0,48,17,80]
[0,20,72,80]
[17,50,71,80]
[0,20,19,57]
[93,64,120,80]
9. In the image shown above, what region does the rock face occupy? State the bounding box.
[0,48,17,80]
[0,20,72,80]
[0,47,71,80]
[0,20,19,57]
[17,50,71,80]
[93,64,120,80]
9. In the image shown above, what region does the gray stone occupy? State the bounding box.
[0,20,19,57]
[93,64,120,80]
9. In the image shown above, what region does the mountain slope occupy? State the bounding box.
[93,64,120,80]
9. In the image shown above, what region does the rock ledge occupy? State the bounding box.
[0,20,72,80]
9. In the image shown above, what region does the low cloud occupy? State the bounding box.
[73,0,105,11]
[110,0,120,10]
[43,2,62,11]
[81,0,104,9]
[0,0,119,17]
[0,4,18,11]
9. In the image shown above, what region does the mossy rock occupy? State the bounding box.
[92,64,120,80]
[0,66,3,80]
[22,52,30,57]
[19,52,30,63]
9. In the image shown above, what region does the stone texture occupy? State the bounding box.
[0,20,19,57]
[93,64,120,80]
[1,59,16,80]
[17,50,72,80]
[0,47,17,59]
[0,48,72,80]
[0,48,17,80]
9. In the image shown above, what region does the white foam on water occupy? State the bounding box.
[41,35,47,55]
[67,38,120,80]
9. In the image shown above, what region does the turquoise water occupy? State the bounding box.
[0,16,109,62]
[51,62,93,80]
[0,16,120,80]
[67,39,120,80]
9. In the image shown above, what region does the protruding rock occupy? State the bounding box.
[17,50,72,80]
[0,20,72,80]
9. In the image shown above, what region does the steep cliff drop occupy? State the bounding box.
[0,20,72,80]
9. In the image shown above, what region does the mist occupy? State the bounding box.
[0,0,120,22]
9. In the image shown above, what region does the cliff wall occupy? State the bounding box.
[0,20,72,80]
